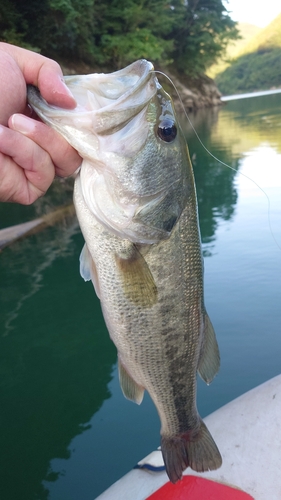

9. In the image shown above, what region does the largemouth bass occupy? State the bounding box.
[27,60,222,482]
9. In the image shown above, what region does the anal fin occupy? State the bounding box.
[197,312,220,385]
[118,358,144,405]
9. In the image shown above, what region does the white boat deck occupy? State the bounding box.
[96,375,281,500]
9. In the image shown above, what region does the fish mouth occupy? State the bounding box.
[64,60,158,134]
[74,59,155,102]
[28,60,158,137]
[27,60,158,160]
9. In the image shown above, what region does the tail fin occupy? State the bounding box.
[161,419,222,483]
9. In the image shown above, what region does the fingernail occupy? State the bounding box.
[54,78,76,108]
[60,78,75,99]
[11,114,36,135]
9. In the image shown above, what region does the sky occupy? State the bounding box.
[223,0,281,28]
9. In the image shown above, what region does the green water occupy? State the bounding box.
[0,93,281,500]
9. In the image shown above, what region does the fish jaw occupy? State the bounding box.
[27,60,157,158]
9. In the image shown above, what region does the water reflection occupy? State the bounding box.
[184,92,281,251]
[181,107,239,253]
[0,211,116,500]
[1,215,78,336]
[209,93,281,156]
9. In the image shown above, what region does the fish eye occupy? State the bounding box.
[157,118,177,143]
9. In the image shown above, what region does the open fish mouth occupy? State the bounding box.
[28,60,158,135]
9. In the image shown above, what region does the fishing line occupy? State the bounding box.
[153,70,281,252]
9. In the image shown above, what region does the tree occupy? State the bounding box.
[0,0,96,60]
[0,0,238,77]
[91,0,176,69]
[168,0,238,76]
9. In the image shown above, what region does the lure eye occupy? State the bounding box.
[157,118,177,143]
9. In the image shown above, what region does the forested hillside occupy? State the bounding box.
[207,22,262,79]
[0,0,238,78]
[215,13,281,95]
[240,12,281,54]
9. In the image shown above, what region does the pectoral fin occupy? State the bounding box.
[197,312,220,385]
[118,358,144,405]
[79,243,101,299]
[115,244,157,308]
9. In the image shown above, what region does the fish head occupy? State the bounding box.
[28,60,192,244]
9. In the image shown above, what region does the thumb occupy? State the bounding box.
[0,43,77,109]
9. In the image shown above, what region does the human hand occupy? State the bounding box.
[0,43,82,204]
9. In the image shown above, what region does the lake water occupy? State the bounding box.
[0,93,281,500]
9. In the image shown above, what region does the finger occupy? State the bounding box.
[0,50,27,125]
[0,152,32,204]
[0,42,76,109]
[37,64,77,109]
[0,125,55,204]
[9,114,82,177]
